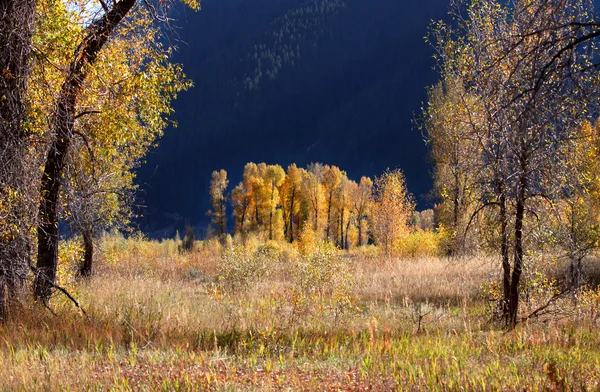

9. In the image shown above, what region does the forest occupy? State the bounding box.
[2,0,600,390]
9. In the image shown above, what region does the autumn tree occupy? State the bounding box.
[232,163,260,236]
[430,0,600,325]
[0,0,38,319]
[33,0,198,301]
[553,121,600,288]
[352,176,373,247]
[424,76,482,253]
[208,170,229,237]
[337,177,357,249]
[322,165,343,242]
[303,163,325,236]
[371,169,414,256]
[264,165,285,241]
[279,164,305,242]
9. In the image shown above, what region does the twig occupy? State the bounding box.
[520,288,571,324]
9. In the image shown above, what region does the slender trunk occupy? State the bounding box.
[345,219,351,250]
[34,0,137,302]
[358,217,363,247]
[289,188,295,243]
[509,160,527,326]
[269,182,274,240]
[312,189,319,232]
[79,232,94,277]
[453,172,460,252]
[220,197,225,236]
[340,201,345,249]
[255,202,260,227]
[500,190,511,321]
[0,279,5,323]
[326,192,333,241]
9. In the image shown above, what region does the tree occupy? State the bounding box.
[553,121,600,288]
[0,0,38,320]
[33,0,197,301]
[264,165,285,240]
[232,163,260,236]
[208,170,229,237]
[279,164,304,243]
[338,177,357,249]
[352,176,373,247]
[322,165,343,242]
[303,163,325,235]
[371,169,414,256]
[424,76,481,253]
[429,0,600,325]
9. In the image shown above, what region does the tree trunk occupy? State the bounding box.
[499,187,511,322]
[326,192,333,241]
[79,232,94,277]
[34,0,137,302]
[358,218,363,247]
[345,219,351,250]
[239,198,248,235]
[0,0,37,314]
[0,279,5,323]
[509,166,527,326]
[289,188,295,243]
[269,182,274,240]
[220,198,226,236]
[339,199,345,249]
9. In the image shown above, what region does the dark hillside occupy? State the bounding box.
[137,0,450,235]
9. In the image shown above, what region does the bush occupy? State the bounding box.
[216,242,282,291]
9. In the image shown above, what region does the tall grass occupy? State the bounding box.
[1,234,600,390]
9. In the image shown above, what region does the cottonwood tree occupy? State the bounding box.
[553,121,600,288]
[33,0,198,301]
[208,170,229,237]
[279,164,305,243]
[424,76,482,253]
[322,165,343,242]
[264,165,285,241]
[30,1,191,279]
[371,169,414,256]
[429,0,600,325]
[303,163,326,235]
[352,176,373,247]
[0,0,38,319]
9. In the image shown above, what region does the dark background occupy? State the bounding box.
[136,0,451,237]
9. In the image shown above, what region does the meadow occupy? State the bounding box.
[1,234,600,391]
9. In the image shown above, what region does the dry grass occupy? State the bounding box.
[1,236,600,390]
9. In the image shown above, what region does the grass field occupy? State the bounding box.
[1,236,600,391]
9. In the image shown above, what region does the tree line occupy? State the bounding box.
[207,163,418,253]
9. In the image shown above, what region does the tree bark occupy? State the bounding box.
[357,218,363,247]
[339,198,345,249]
[326,192,333,241]
[269,182,274,240]
[500,191,511,322]
[35,0,137,302]
[79,232,94,277]
[0,0,37,317]
[289,188,295,243]
[509,158,527,326]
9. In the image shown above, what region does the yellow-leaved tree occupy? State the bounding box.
[371,169,415,256]
[31,0,195,294]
